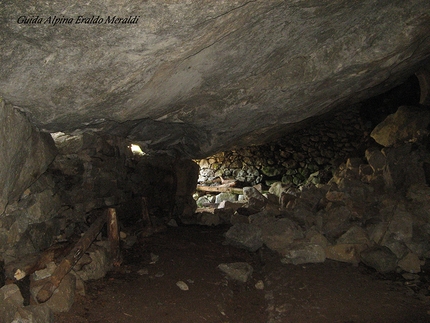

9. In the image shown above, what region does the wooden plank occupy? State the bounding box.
[196,185,243,195]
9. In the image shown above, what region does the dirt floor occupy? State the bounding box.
[55,225,430,323]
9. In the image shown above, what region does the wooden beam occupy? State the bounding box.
[196,185,243,195]
[141,197,152,227]
[36,213,107,303]
[5,243,73,281]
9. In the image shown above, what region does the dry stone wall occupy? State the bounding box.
[197,106,368,187]
[196,105,430,275]
[49,132,131,219]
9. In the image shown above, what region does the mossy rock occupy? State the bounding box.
[281,175,293,184]
[261,166,283,177]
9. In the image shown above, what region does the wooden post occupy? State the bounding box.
[141,197,152,227]
[36,214,107,303]
[107,208,121,267]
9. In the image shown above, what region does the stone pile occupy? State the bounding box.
[196,107,367,187]
[201,105,430,274]
[0,240,112,323]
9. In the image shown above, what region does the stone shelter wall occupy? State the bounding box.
[196,106,369,187]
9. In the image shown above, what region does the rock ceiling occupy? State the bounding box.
[1,0,430,158]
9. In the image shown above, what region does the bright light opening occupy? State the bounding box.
[130,144,146,156]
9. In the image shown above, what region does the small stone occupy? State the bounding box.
[155,271,164,278]
[243,187,267,210]
[75,243,111,281]
[306,230,329,247]
[120,231,127,239]
[365,148,386,172]
[402,273,420,281]
[0,284,24,306]
[199,159,210,169]
[197,196,212,207]
[14,269,26,281]
[33,262,57,281]
[398,253,421,273]
[215,192,238,204]
[150,253,159,264]
[137,268,149,275]
[281,243,326,265]
[176,281,189,291]
[255,280,265,290]
[268,182,291,198]
[199,213,220,226]
[261,166,283,177]
[218,262,253,283]
[167,219,178,227]
[325,244,363,264]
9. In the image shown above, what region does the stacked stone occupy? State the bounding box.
[196,107,367,186]
[218,105,430,274]
[50,132,131,218]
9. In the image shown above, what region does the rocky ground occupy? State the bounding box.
[55,225,430,323]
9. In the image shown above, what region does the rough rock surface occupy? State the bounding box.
[214,105,430,273]
[370,106,430,147]
[0,101,57,215]
[1,1,430,157]
[0,284,54,323]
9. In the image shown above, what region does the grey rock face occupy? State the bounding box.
[1,1,430,157]
[0,101,57,215]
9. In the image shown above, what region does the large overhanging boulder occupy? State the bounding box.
[1,0,430,158]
